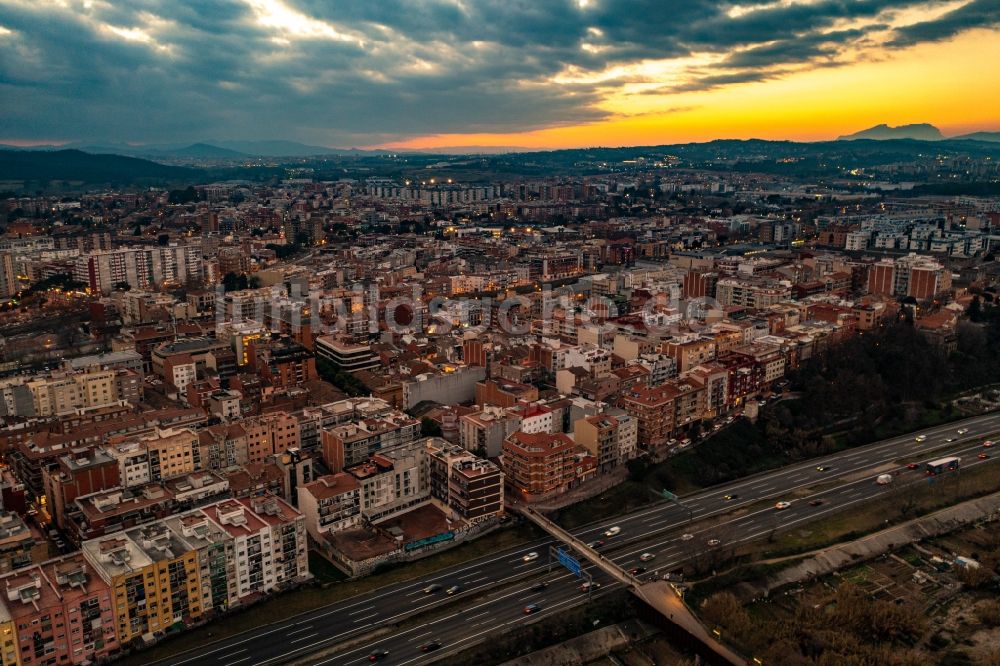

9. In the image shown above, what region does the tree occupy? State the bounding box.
[420,417,442,437]
[221,272,246,293]
[113,281,131,292]
[968,295,984,322]
[157,234,170,246]
[168,186,199,204]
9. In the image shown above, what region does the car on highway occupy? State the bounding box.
[809,499,825,506]
[815,465,829,472]
[587,539,606,548]
[907,463,920,470]
[446,584,461,595]
[957,428,969,435]
[775,501,792,510]
[580,581,601,591]
[914,434,927,442]
[522,552,539,563]
[723,494,738,501]
[707,539,721,547]
[422,583,442,594]
[629,566,647,575]
[680,533,694,541]
[421,641,442,653]
[368,648,390,662]
[604,526,621,537]
[983,441,994,448]
[979,453,990,459]
[640,552,656,562]
[944,437,956,443]
[523,603,541,614]
[530,581,549,592]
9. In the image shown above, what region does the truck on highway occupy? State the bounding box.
[925,456,961,476]
[876,474,893,485]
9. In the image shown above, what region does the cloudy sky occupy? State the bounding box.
[0,0,998,149]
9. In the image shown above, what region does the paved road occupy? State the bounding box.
[159,412,1000,666]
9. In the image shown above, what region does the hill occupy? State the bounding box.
[164,143,248,158]
[837,123,944,141]
[211,140,344,156]
[952,131,1000,143]
[0,149,198,184]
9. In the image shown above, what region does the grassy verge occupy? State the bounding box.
[120,524,542,665]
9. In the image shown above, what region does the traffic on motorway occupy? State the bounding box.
[159,413,1000,666]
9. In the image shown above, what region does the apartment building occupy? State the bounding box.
[320,410,420,473]
[621,380,706,450]
[138,428,200,482]
[297,473,361,540]
[83,526,204,645]
[0,554,119,666]
[573,414,621,472]
[207,496,308,599]
[459,407,518,458]
[424,439,504,522]
[501,431,591,499]
[0,513,35,574]
[662,336,716,373]
[13,368,120,418]
[73,245,201,294]
[715,277,791,309]
[82,494,307,646]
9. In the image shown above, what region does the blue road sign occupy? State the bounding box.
[556,548,582,577]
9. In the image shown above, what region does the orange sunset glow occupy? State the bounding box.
[384,27,1000,150]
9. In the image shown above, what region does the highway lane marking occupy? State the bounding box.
[285,625,313,636]
[253,623,373,666]
[289,633,319,644]
[461,575,490,585]
[351,612,379,622]
[348,606,376,615]
[409,630,435,642]
[221,658,251,666]
[216,648,246,659]
[457,569,483,580]
[465,610,490,621]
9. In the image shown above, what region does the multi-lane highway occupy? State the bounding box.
[157,411,1000,666]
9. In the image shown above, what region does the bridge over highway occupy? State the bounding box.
[518,505,747,666]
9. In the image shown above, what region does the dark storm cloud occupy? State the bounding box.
[0,0,994,145]
[887,0,1000,46]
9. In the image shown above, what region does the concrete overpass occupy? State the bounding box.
[518,505,747,666]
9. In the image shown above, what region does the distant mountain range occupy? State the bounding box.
[838,124,1000,142]
[0,139,390,158]
[0,149,196,184]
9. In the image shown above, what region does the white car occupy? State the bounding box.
[914,434,927,442]
[639,552,656,562]
[774,501,792,510]
[522,552,539,563]
[604,526,621,537]
[957,428,969,435]
[707,539,721,547]
[680,533,694,541]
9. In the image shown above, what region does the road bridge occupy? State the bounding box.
[518,505,746,666]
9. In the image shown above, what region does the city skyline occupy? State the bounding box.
[1,0,998,151]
